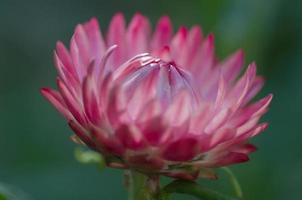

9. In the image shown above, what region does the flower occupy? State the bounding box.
[41,13,272,180]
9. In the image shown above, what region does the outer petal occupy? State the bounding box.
[106,13,127,70]
[162,137,199,161]
[68,120,95,149]
[220,49,244,84]
[57,78,87,126]
[151,16,173,51]
[126,13,151,57]
[83,18,106,63]
[55,41,78,81]
[116,124,146,150]
[41,88,71,119]
[82,71,102,125]
[180,26,203,67]
[170,26,188,63]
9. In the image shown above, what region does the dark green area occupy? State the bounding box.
[0,0,301,199]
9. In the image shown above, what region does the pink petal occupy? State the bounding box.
[234,94,273,127]
[70,25,92,79]
[107,13,126,70]
[170,26,188,63]
[139,117,167,146]
[211,152,249,167]
[209,128,236,148]
[40,88,71,119]
[220,49,244,84]
[242,76,265,105]
[151,16,173,51]
[181,25,203,67]
[228,62,257,111]
[116,124,145,150]
[126,13,150,57]
[83,17,106,66]
[204,108,230,134]
[55,41,78,80]
[91,126,125,156]
[191,34,215,87]
[162,137,199,161]
[57,78,87,126]
[231,143,257,154]
[82,72,101,125]
[68,120,95,148]
[237,123,268,141]
[54,51,81,96]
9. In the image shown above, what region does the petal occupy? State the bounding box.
[107,13,126,70]
[126,13,151,57]
[68,120,95,148]
[91,126,125,156]
[181,25,203,67]
[55,41,78,80]
[57,78,87,126]
[211,152,249,167]
[40,88,71,119]
[191,34,215,87]
[162,137,199,161]
[139,116,168,146]
[231,143,257,154]
[82,71,101,125]
[70,25,92,79]
[228,62,257,111]
[242,76,265,105]
[116,124,145,150]
[204,108,230,134]
[170,26,188,62]
[234,94,273,127]
[83,18,106,65]
[220,49,244,84]
[151,16,173,51]
[54,51,81,96]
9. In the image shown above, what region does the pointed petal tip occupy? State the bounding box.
[157,15,172,30]
[261,122,269,131]
[40,87,52,97]
[246,61,257,76]
[159,15,171,24]
[133,11,144,18]
[113,12,124,19]
[266,93,274,103]
[56,77,64,88]
[191,25,203,36]
[238,154,250,162]
[88,17,98,24]
[235,48,244,59]
[247,144,258,153]
[56,41,67,52]
[207,33,215,41]
[249,61,257,69]
[179,26,188,33]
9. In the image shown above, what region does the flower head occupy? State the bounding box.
[41,13,272,180]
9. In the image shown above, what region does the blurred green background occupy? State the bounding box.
[0,0,301,199]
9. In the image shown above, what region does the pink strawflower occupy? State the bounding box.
[41,13,272,180]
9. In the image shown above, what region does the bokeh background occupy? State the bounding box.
[0,0,301,199]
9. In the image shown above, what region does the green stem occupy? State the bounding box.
[158,180,239,200]
[221,167,243,199]
[126,170,159,200]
